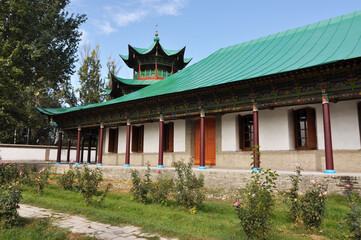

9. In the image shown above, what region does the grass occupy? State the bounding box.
[20,184,350,240]
[0,217,94,240]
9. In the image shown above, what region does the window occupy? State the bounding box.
[239,115,253,151]
[132,125,144,153]
[163,122,174,152]
[293,108,317,150]
[108,128,118,153]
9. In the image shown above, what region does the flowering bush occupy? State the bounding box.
[130,164,152,204]
[0,162,23,227]
[26,167,49,194]
[300,181,328,228]
[235,168,278,239]
[76,165,103,206]
[149,170,173,205]
[284,163,303,222]
[173,161,205,210]
[57,165,76,190]
[340,184,361,239]
[97,183,112,207]
[0,183,22,227]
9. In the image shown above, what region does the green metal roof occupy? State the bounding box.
[38,10,361,116]
[113,75,159,86]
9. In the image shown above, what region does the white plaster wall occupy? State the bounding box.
[144,122,159,153]
[118,126,127,153]
[221,113,239,151]
[330,100,361,149]
[0,148,46,161]
[104,128,110,153]
[259,108,293,151]
[174,120,186,152]
[312,100,360,150]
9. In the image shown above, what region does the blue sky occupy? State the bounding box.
[68,0,361,90]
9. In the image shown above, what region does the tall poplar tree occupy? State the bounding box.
[105,56,121,101]
[78,45,106,105]
[0,0,86,144]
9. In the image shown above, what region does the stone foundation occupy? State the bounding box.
[53,164,361,195]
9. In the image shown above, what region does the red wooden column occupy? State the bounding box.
[199,110,206,169]
[98,123,104,166]
[75,127,81,165]
[138,64,141,79]
[66,138,71,163]
[87,135,92,164]
[322,94,336,173]
[125,120,131,167]
[80,137,85,163]
[158,115,164,168]
[252,103,260,171]
[155,63,158,78]
[56,131,62,164]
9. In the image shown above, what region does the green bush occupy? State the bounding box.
[130,164,151,204]
[149,170,173,205]
[300,181,327,228]
[0,183,22,227]
[284,164,303,222]
[97,183,112,207]
[173,161,205,209]
[77,166,103,206]
[340,184,361,239]
[57,165,76,190]
[0,162,21,186]
[235,168,278,240]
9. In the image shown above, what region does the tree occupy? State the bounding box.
[0,0,86,144]
[105,56,121,101]
[77,45,106,105]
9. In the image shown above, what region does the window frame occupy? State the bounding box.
[131,125,144,153]
[108,128,118,153]
[293,108,317,150]
[239,114,254,151]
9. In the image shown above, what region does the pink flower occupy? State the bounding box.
[346,184,350,188]
[5,161,8,164]
[70,160,74,163]
[158,170,161,174]
[318,193,323,198]
[19,172,24,176]
[303,201,306,204]
[260,181,264,186]
[252,193,256,197]
[294,163,299,167]
[323,191,327,195]
[310,180,315,184]
[39,168,44,173]
[234,201,240,207]
[156,186,159,189]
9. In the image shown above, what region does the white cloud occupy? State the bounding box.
[96,0,188,31]
[99,21,117,34]
[79,29,88,45]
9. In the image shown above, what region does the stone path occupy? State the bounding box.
[18,204,177,240]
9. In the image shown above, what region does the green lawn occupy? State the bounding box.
[0,217,94,240]
[20,185,350,240]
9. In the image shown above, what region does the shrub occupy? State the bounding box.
[0,162,21,186]
[77,166,103,206]
[235,168,278,240]
[340,184,361,239]
[284,163,303,222]
[300,181,328,228]
[25,167,49,194]
[0,182,22,227]
[173,161,205,209]
[130,164,151,204]
[97,183,112,207]
[150,170,173,205]
[57,165,76,190]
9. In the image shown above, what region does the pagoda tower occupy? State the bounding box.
[107,32,192,98]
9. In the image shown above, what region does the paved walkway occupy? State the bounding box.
[18,204,177,240]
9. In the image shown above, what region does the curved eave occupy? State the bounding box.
[111,73,158,86]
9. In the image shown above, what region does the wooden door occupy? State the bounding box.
[195,118,216,165]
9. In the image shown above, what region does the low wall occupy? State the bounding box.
[0,144,96,162]
[53,164,361,195]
